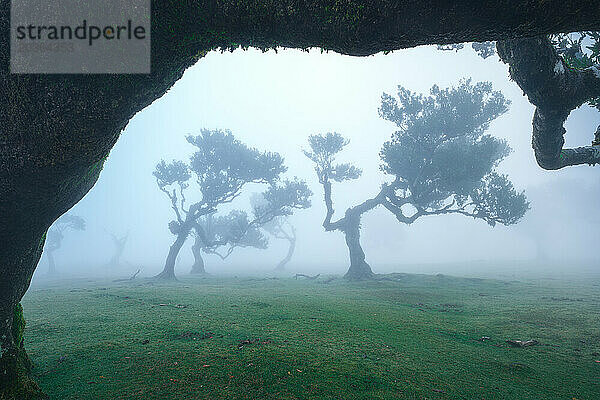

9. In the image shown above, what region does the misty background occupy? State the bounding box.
[36,44,600,280]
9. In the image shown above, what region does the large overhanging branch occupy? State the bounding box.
[497,37,600,169]
[3,1,600,175]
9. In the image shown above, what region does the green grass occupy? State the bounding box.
[21,274,600,399]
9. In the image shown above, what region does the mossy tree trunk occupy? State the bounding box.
[0,158,105,399]
[0,304,42,399]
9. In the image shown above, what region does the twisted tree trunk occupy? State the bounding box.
[275,234,296,272]
[190,235,207,274]
[321,175,383,279]
[342,217,374,280]
[1,157,103,398]
[155,229,189,280]
[107,234,128,268]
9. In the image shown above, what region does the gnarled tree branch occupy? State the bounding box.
[497,37,600,169]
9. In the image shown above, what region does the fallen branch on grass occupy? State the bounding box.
[294,273,321,280]
[507,339,539,347]
[113,269,141,282]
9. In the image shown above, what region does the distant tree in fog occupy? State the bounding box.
[251,194,298,272]
[263,217,297,272]
[44,214,86,275]
[305,80,529,280]
[154,129,312,279]
[105,231,129,268]
[189,210,268,275]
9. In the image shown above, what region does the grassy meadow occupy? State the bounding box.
[21,273,600,399]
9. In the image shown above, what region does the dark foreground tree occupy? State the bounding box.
[2,3,597,397]
[438,32,600,169]
[497,35,600,169]
[43,214,86,275]
[305,81,529,279]
[154,129,311,280]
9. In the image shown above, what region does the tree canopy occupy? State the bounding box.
[154,129,311,279]
[306,80,529,279]
[378,80,528,226]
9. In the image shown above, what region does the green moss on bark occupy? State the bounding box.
[0,304,44,400]
[12,304,33,373]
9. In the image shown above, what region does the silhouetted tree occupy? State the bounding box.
[250,193,299,272]
[44,214,86,275]
[106,231,129,268]
[154,129,311,279]
[264,217,297,272]
[189,211,268,274]
[305,80,529,279]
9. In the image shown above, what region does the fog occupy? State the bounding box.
[36,44,600,281]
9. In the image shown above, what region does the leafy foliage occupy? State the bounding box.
[154,129,289,222]
[437,42,496,59]
[253,179,312,223]
[303,132,362,183]
[471,42,496,59]
[187,129,286,206]
[153,160,190,188]
[550,32,600,109]
[550,32,600,70]
[197,211,269,254]
[379,80,527,224]
[469,173,530,226]
[155,129,311,266]
[259,215,295,240]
